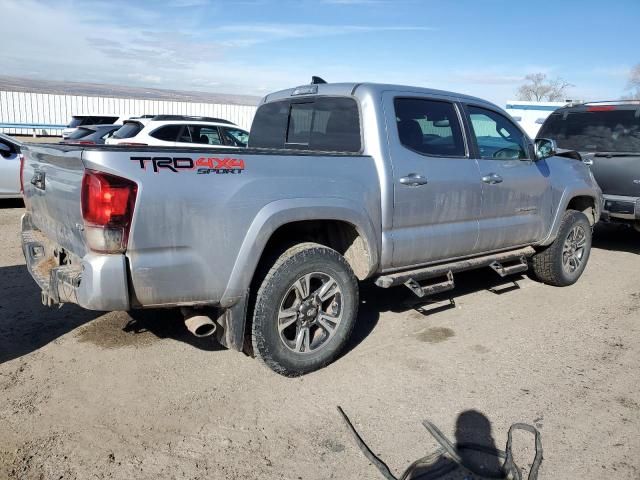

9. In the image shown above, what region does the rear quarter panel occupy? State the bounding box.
[82,148,381,308]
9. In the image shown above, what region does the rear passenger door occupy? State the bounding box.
[385,93,482,267]
[463,104,551,251]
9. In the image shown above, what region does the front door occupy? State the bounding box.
[464,105,551,252]
[385,93,482,268]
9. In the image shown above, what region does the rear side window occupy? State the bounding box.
[395,98,466,157]
[249,97,361,152]
[539,109,640,153]
[150,125,182,142]
[112,122,144,139]
[185,125,222,145]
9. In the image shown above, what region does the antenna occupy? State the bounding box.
[311,76,327,85]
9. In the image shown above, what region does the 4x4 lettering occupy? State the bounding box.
[131,156,245,174]
[195,157,245,170]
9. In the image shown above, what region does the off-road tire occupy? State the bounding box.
[530,209,592,286]
[251,242,359,376]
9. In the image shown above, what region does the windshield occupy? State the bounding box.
[539,109,640,153]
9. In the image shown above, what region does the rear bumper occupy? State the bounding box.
[21,213,130,311]
[601,194,640,222]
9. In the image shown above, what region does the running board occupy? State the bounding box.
[489,256,529,278]
[375,247,535,289]
[404,271,455,298]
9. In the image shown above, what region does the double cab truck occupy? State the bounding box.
[20,81,602,376]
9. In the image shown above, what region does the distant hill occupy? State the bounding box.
[0,76,261,106]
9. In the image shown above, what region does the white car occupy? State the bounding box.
[62,114,133,139]
[0,133,23,199]
[106,116,249,148]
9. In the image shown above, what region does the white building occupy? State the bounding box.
[0,78,259,136]
[505,100,570,138]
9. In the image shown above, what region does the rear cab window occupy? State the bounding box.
[249,96,361,152]
[539,107,640,153]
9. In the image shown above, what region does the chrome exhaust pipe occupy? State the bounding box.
[182,309,216,338]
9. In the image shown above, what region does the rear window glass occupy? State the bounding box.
[222,128,249,147]
[539,109,640,153]
[394,98,466,157]
[249,97,361,152]
[67,127,94,140]
[112,122,144,139]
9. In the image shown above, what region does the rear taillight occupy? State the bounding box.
[81,170,137,253]
[19,154,25,193]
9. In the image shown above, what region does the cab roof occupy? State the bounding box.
[261,82,498,109]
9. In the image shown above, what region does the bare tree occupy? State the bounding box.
[516,73,573,102]
[627,64,640,99]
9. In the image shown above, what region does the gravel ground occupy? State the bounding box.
[0,201,639,479]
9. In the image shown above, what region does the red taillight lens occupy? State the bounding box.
[19,154,25,193]
[81,170,137,252]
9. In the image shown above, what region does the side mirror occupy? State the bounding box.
[0,143,12,157]
[534,138,557,161]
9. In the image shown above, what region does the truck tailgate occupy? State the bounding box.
[22,144,88,258]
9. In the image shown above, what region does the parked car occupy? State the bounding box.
[0,133,22,198]
[62,114,130,139]
[106,115,249,148]
[20,81,601,376]
[538,101,640,232]
[60,125,120,145]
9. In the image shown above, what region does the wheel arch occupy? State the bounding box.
[220,198,380,308]
[539,190,600,246]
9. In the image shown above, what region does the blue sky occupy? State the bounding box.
[2,0,639,105]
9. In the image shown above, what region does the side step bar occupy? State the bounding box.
[375,246,535,289]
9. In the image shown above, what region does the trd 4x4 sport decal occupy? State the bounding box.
[131,156,245,174]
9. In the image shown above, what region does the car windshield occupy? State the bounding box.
[539,108,640,153]
[67,127,94,140]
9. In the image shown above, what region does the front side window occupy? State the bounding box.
[467,106,529,160]
[223,128,249,147]
[394,98,466,157]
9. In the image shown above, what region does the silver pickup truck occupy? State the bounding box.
[21,81,602,376]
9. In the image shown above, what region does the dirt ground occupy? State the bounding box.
[0,200,639,479]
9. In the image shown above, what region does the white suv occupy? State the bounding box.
[106,116,249,148]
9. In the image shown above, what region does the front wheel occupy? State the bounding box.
[251,243,359,376]
[531,210,592,286]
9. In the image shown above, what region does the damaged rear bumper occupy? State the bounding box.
[21,213,130,311]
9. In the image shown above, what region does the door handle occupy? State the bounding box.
[583,159,594,166]
[481,173,503,184]
[399,173,428,186]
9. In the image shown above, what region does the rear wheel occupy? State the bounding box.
[251,243,359,376]
[531,210,592,286]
